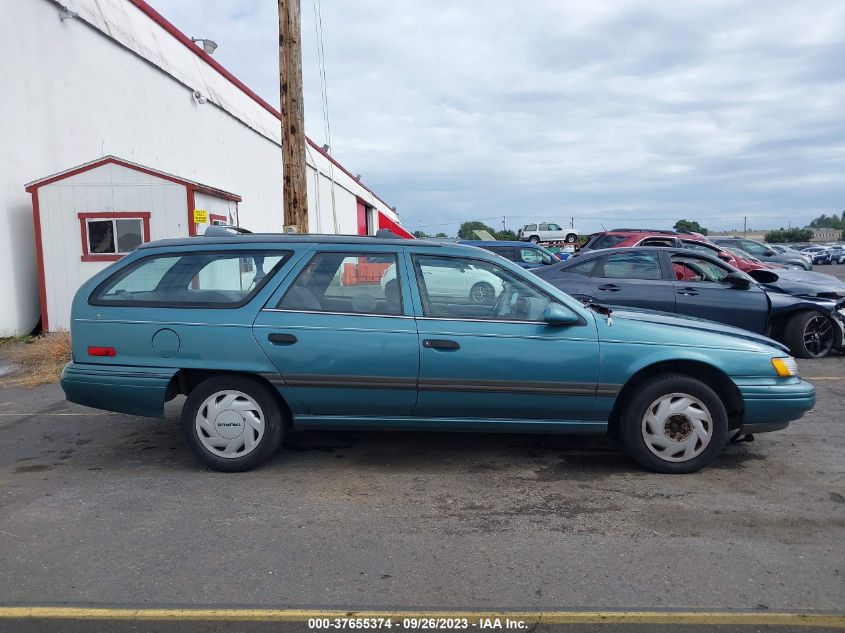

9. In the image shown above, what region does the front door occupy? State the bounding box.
[254,249,419,417]
[408,253,600,422]
[667,252,769,333]
[586,250,676,312]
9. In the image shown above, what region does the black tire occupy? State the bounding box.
[529,235,540,244]
[619,373,728,474]
[565,233,577,243]
[181,374,285,472]
[469,281,495,304]
[785,310,834,359]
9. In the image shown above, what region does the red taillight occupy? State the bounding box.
[87,346,116,357]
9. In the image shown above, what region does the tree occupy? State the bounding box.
[412,230,428,238]
[809,211,845,230]
[435,232,448,238]
[674,219,708,235]
[457,220,497,240]
[495,229,517,241]
[764,228,813,243]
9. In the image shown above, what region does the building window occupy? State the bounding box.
[79,212,151,262]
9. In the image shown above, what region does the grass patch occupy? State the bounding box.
[6,331,72,386]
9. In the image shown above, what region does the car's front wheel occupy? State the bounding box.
[785,311,835,358]
[181,375,285,472]
[565,233,577,243]
[620,374,728,474]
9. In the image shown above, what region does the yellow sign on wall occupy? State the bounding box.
[193,209,209,224]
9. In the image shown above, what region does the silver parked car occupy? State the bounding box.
[517,222,579,244]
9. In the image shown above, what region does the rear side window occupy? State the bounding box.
[524,224,537,231]
[488,246,516,261]
[597,253,663,280]
[91,250,291,307]
[278,252,403,316]
[585,234,628,250]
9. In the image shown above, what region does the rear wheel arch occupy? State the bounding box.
[166,369,293,426]
[608,359,743,436]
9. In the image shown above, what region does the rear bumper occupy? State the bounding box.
[61,362,177,418]
[737,379,815,433]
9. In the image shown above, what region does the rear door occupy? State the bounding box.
[585,250,675,312]
[666,252,769,333]
[254,246,420,417]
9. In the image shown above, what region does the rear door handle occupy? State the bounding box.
[268,333,298,345]
[677,288,699,296]
[598,284,621,292]
[423,339,460,350]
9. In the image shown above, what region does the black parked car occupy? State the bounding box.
[711,237,812,270]
[534,247,845,358]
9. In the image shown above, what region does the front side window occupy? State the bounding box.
[413,255,562,322]
[548,223,562,231]
[91,250,290,307]
[740,239,767,255]
[598,253,663,280]
[565,258,599,276]
[278,253,402,315]
[670,254,732,282]
[488,247,516,261]
[520,247,555,265]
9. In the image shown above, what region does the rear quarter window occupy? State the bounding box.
[90,250,292,308]
[586,234,629,250]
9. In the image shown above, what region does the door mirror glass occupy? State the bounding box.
[543,303,579,325]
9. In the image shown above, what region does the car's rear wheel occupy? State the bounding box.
[620,374,728,474]
[469,281,495,304]
[529,235,540,244]
[181,375,284,472]
[565,233,577,243]
[785,311,834,358]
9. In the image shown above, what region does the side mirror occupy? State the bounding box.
[543,303,579,325]
[764,250,776,257]
[725,272,751,289]
[718,253,731,261]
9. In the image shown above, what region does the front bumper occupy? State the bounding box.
[61,362,178,418]
[736,378,815,433]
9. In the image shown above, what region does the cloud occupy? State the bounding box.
[153,0,845,234]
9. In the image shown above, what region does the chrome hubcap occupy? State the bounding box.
[471,284,491,303]
[195,390,265,459]
[641,393,712,462]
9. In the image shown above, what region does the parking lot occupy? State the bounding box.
[1,267,844,631]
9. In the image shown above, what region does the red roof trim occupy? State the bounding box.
[25,156,242,202]
[125,0,400,222]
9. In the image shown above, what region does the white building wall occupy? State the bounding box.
[0,0,405,335]
[36,163,189,330]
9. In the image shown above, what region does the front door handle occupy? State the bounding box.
[268,333,298,345]
[423,339,460,350]
[677,287,699,296]
[598,284,621,292]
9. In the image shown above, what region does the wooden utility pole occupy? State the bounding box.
[279,0,308,232]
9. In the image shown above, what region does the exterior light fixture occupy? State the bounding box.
[191,37,218,55]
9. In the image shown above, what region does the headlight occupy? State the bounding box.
[771,357,799,377]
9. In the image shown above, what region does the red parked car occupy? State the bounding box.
[580,229,742,269]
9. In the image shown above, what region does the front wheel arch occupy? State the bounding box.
[608,360,743,437]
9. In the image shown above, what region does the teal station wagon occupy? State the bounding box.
[62,232,815,473]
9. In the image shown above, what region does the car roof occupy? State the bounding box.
[137,233,444,250]
[561,245,724,264]
[459,240,534,247]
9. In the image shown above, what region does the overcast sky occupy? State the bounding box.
[155,0,845,235]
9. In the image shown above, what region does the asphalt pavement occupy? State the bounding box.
[0,263,843,632]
